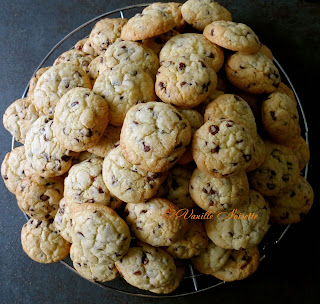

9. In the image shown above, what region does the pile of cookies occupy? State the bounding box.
[1,0,313,295]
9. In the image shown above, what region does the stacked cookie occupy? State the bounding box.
[1,0,313,295]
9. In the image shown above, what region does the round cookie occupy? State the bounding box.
[115,242,176,291]
[144,2,186,31]
[16,174,64,220]
[103,40,159,77]
[225,52,281,94]
[158,164,195,209]
[3,97,39,144]
[262,91,300,146]
[89,18,128,55]
[189,169,249,213]
[269,176,314,224]
[204,21,261,53]
[159,33,225,72]
[204,94,257,134]
[1,146,31,194]
[93,65,155,126]
[156,55,217,108]
[192,118,254,177]
[27,67,50,98]
[53,50,94,74]
[71,203,131,264]
[53,88,109,152]
[212,246,260,282]
[21,218,70,263]
[70,243,118,282]
[288,136,310,171]
[249,141,300,196]
[165,220,208,259]
[54,198,74,243]
[33,63,92,115]
[192,240,232,274]
[181,0,232,31]
[120,102,192,172]
[102,145,167,204]
[142,29,179,55]
[121,5,175,41]
[177,109,204,164]
[246,135,266,172]
[204,189,270,250]
[125,198,188,247]
[25,116,78,177]
[64,157,121,208]
[87,125,121,157]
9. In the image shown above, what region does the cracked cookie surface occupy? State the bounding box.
[269,176,314,224]
[16,174,63,220]
[89,18,128,55]
[64,157,121,208]
[115,242,176,291]
[120,102,192,172]
[204,21,261,53]
[204,94,256,134]
[33,63,91,115]
[121,4,176,41]
[54,50,95,74]
[1,146,32,194]
[3,97,39,144]
[192,118,253,177]
[225,52,281,94]
[165,220,208,259]
[156,55,217,108]
[53,88,109,152]
[103,145,167,204]
[189,169,249,213]
[205,189,270,250]
[103,40,159,77]
[125,198,188,247]
[93,64,155,126]
[181,0,232,31]
[25,116,78,177]
[160,33,224,72]
[192,240,231,274]
[262,91,300,145]
[21,218,70,263]
[212,246,260,281]
[71,203,131,264]
[249,141,300,196]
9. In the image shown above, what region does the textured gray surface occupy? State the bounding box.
[0,1,319,303]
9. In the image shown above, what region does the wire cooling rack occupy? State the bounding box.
[11,3,309,298]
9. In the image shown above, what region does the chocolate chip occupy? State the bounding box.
[71,101,79,107]
[61,155,71,162]
[211,146,220,153]
[179,62,186,70]
[270,111,277,120]
[133,271,141,275]
[174,143,182,149]
[210,29,214,36]
[143,142,151,152]
[267,183,275,190]
[180,81,187,86]
[243,154,251,162]
[209,125,219,135]
[40,194,49,201]
[159,82,166,91]
[35,221,42,228]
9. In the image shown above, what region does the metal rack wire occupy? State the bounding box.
[11,4,309,298]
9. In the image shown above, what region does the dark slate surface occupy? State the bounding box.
[0,1,319,303]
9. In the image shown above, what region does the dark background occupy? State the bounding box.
[0,0,319,303]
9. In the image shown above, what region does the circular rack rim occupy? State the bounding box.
[12,3,309,298]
